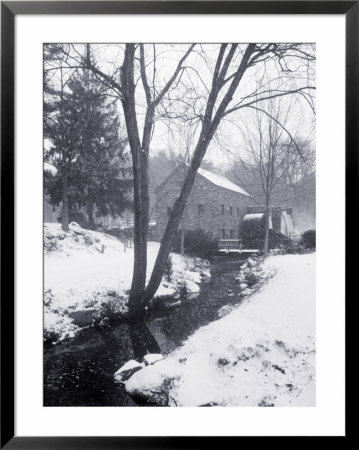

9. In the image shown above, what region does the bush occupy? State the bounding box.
[43,329,61,348]
[268,229,292,249]
[172,228,218,259]
[176,281,188,300]
[93,292,128,327]
[301,229,316,249]
[242,226,291,251]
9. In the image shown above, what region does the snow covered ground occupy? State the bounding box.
[44,222,210,343]
[126,253,316,407]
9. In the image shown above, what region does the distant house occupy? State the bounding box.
[152,163,251,241]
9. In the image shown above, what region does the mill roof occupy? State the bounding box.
[155,162,250,197]
[196,166,250,196]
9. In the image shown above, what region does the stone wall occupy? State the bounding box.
[152,166,251,241]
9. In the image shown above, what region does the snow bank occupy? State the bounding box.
[44,222,210,344]
[44,222,111,255]
[126,253,316,407]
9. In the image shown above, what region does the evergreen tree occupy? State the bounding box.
[44,47,132,230]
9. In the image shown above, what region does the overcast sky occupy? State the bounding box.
[45,43,316,171]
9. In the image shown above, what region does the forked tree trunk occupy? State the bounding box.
[143,137,212,303]
[61,165,69,232]
[121,45,149,319]
[125,43,256,317]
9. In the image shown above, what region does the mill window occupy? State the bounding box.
[229,206,233,216]
[198,204,204,216]
[221,229,226,239]
[221,204,225,215]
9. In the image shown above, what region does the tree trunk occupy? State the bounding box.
[126,142,147,318]
[143,137,211,302]
[61,165,69,232]
[143,46,256,303]
[87,202,95,229]
[121,44,148,319]
[263,195,270,257]
[126,43,256,312]
[180,228,185,257]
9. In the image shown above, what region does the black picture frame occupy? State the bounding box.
[1,1,354,447]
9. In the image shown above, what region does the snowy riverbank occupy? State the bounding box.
[44,222,210,343]
[125,253,316,407]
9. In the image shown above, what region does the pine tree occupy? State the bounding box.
[44,47,132,230]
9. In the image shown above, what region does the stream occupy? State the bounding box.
[44,256,247,406]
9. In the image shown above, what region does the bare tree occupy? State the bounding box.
[234,96,313,254]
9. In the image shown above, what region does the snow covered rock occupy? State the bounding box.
[68,308,96,327]
[248,257,258,268]
[187,292,199,300]
[185,280,201,294]
[69,221,81,229]
[125,360,177,405]
[217,304,236,318]
[114,360,144,384]
[235,273,246,284]
[43,311,78,344]
[143,353,164,366]
[240,288,253,297]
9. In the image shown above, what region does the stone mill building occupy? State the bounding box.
[152,163,251,241]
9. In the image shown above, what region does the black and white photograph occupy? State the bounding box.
[43,43,316,407]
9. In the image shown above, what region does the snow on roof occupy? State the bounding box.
[197,167,250,196]
[243,213,264,220]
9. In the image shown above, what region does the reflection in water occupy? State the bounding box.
[129,321,161,360]
[44,256,246,406]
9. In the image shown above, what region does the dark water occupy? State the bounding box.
[44,256,246,406]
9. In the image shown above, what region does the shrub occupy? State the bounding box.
[176,281,188,300]
[242,226,291,251]
[301,229,316,249]
[43,330,60,348]
[268,229,292,249]
[172,228,218,259]
[93,293,128,326]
